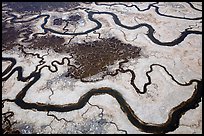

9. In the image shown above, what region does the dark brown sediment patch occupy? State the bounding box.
[66,37,141,79]
[26,35,65,52]
[3,2,80,13]
[2,22,20,51]
[17,35,141,80]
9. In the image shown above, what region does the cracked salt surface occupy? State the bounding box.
[2,2,202,134]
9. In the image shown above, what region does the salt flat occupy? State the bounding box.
[2,2,202,134]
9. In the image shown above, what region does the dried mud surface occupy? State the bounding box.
[2,2,202,134]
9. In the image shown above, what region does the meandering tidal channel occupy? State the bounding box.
[2,56,202,134]
[2,2,202,134]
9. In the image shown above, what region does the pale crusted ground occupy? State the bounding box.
[2,2,202,134]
